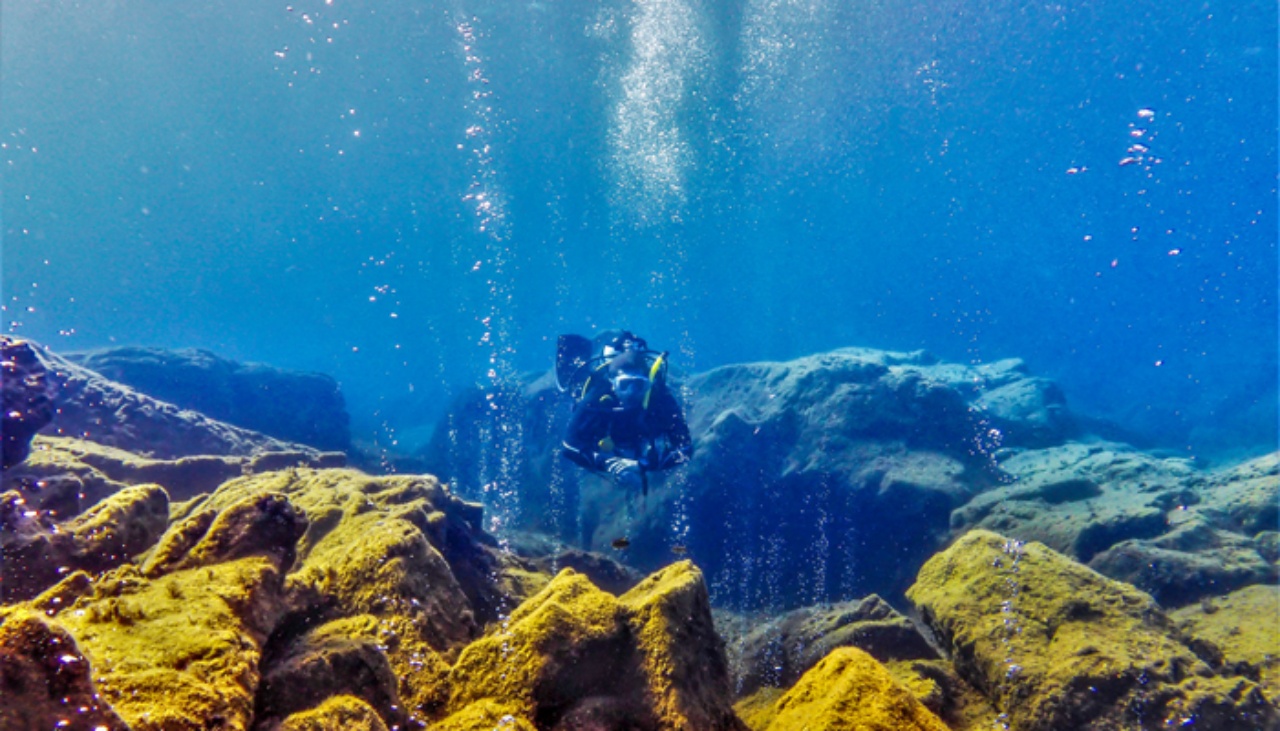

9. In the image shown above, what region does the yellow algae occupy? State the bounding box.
[908,529,1275,731]
[764,647,950,731]
[168,468,486,653]
[429,699,536,730]
[618,560,745,731]
[446,569,626,720]
[1173,584,1280,704]
[55,558,283,731]
[883,659,999,731]
[733,687,786,731]
[3,481,170,601]
[258,613,452,728]
[288,499,476,651]
[278,694,390,731]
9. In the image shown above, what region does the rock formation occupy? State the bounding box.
[2,339,1275,731]
[907,529,1277,730]
[953,445,1278,607]
[424,347,1077,610]
[22,339,322,459]
[1,337,57,469]
[69,346,351,452]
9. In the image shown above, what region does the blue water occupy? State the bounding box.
[3,0,1276,458]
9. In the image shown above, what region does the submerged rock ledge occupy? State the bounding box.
[1,339,1276,730]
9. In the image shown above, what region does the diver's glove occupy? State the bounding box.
[656,449,690,470]
[604,457,643,490]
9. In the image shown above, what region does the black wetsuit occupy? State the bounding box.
[561,378,692,475]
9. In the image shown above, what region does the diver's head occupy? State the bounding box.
[607,350,650,410]
[601,331,647,360]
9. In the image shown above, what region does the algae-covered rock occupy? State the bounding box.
[277,694,390,731]
[907,529,1277,730]
[738,647,950,731]
[255,614,450,729]
[144,491,307,575]
[726,594,939,698]
[950,442,1189,562]
[4,435,344,509]
[0,608,127,731]
[155,466,524,726]
[1090,518,1275,607]
[2,483,170,602]
[1203,452,1280,536]
[447,569,633,722]
[447,562,745,730]
[431,699,536,730]
[618,560,744,731]
[882,658,1000,731]
[1172,584,1280,705]
[53,558,286,731]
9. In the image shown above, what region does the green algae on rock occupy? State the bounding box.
[907,529,1277,730]
[736,647,950,731]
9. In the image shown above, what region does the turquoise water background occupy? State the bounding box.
[3,0,1276,458]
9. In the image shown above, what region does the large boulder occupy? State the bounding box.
[907,529,1277,730]
[69,346,351,452]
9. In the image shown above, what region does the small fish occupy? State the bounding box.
[670,545,688,555]
[1118,156,1140,167]
[611,537,631,550]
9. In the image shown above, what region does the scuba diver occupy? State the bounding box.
[555,331,692,495]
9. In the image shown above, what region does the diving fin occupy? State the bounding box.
[555,334,595,393]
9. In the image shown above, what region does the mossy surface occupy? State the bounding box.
[908,529,1277,730]
[430,699,536,730]
[446,562,746,730]
[447,569,628,720]
[733,687,785,731]
[618,560,745,731]
[883,659,999,731]
[278,694,391,731]
[54,558,284,731]
[1172,584,1280,704]
[762,647,950,731]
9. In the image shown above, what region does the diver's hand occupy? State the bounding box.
[605,457,643,490]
